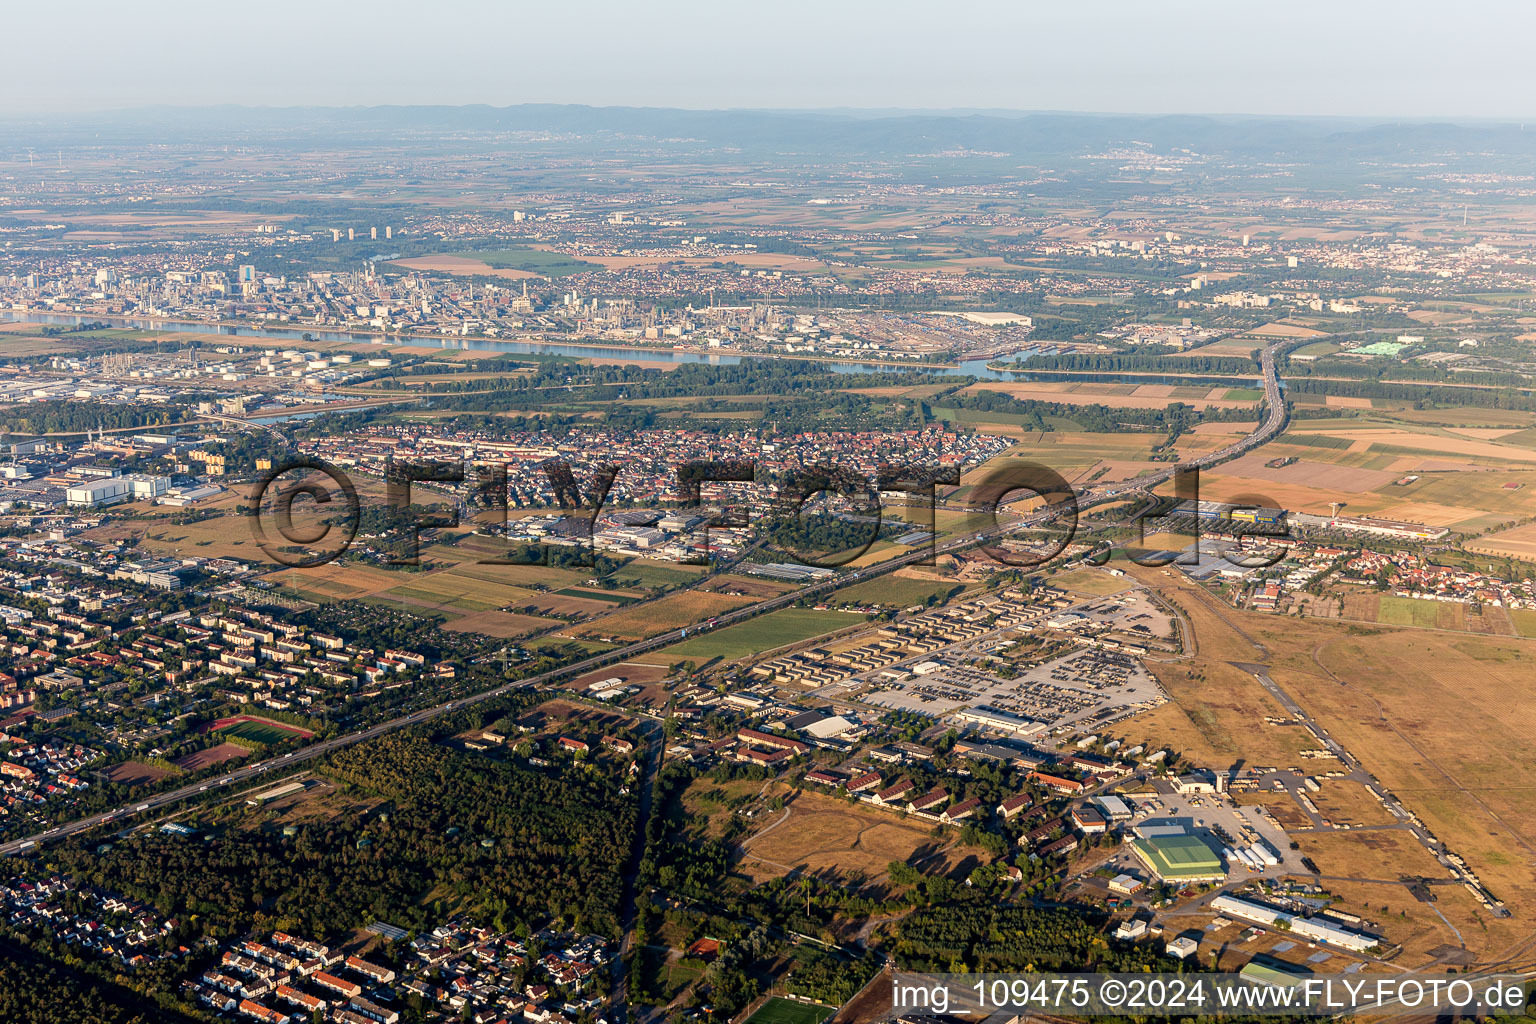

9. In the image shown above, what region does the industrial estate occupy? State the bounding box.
[1,67,1536,1024]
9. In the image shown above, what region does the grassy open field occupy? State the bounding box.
[1050,568,1135,596]
[1377,595,1456,629]
[735,789,963,885]
[659,608,866,662]
[1124,562,1536,963]
[391,247,598,278]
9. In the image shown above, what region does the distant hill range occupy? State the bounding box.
[9,104,1536,166]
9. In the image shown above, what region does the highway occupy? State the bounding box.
[0,341,1290,858]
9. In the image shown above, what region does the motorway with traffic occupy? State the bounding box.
[0,342,1290,858]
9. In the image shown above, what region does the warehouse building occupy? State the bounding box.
[66,478,132,508]
[1210,894,1381,952]
[1129,831,1226,883]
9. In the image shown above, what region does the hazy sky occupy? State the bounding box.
[7,0,1535,119]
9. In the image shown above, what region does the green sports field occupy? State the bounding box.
[744,998,834,1024]
[217,719,309,744]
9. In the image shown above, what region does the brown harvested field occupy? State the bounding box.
[1290,427,1536,464]
[575,250,828,272]
[441,611,559,638]
[106,761,177,786]
[1384,456,1490,473]
[389,255,540,279]
[962,381,1257,410]
[1370,501,1489,527]
[1388,408,1536,428]
[1213,453,1400,493]
[174,743,250,771]
[1191,473,1388,516]
[1249,321,1330,338]
[735,789,965,884]
[1324,395,1374,408]
[1467,522,1536,561]
[828,966,895,1024]
[1448,427,1525,440]
[264,562,418,601]
[575,590,756,642]
[1340,591,1381,623]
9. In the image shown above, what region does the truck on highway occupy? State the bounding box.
[135,804,149,812]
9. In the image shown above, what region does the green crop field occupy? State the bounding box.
[606,562,707,590]
[744,998,833,1024]
[661,607,863,661]
[834,576,966,608]
[457,247,597,277]
[1377,596,1443,629]
[555,587,633,605]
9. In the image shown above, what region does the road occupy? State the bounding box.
[610,717,664,1022]
[0,342,1290,858]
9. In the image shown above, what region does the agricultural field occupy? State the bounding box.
[1467,521,1536,562]
[962,380,1260,411]
[1376,595,1456,629]
[391,247,598,278]
[1337,591,1514,635]
[1185,417,1536,522]
[575,590,757,643]
[606,560,710,590]
[441,611,563,638]
[659,607,866,662]
[831,573,968,608]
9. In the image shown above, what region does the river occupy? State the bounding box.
[1,310,1035,380]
